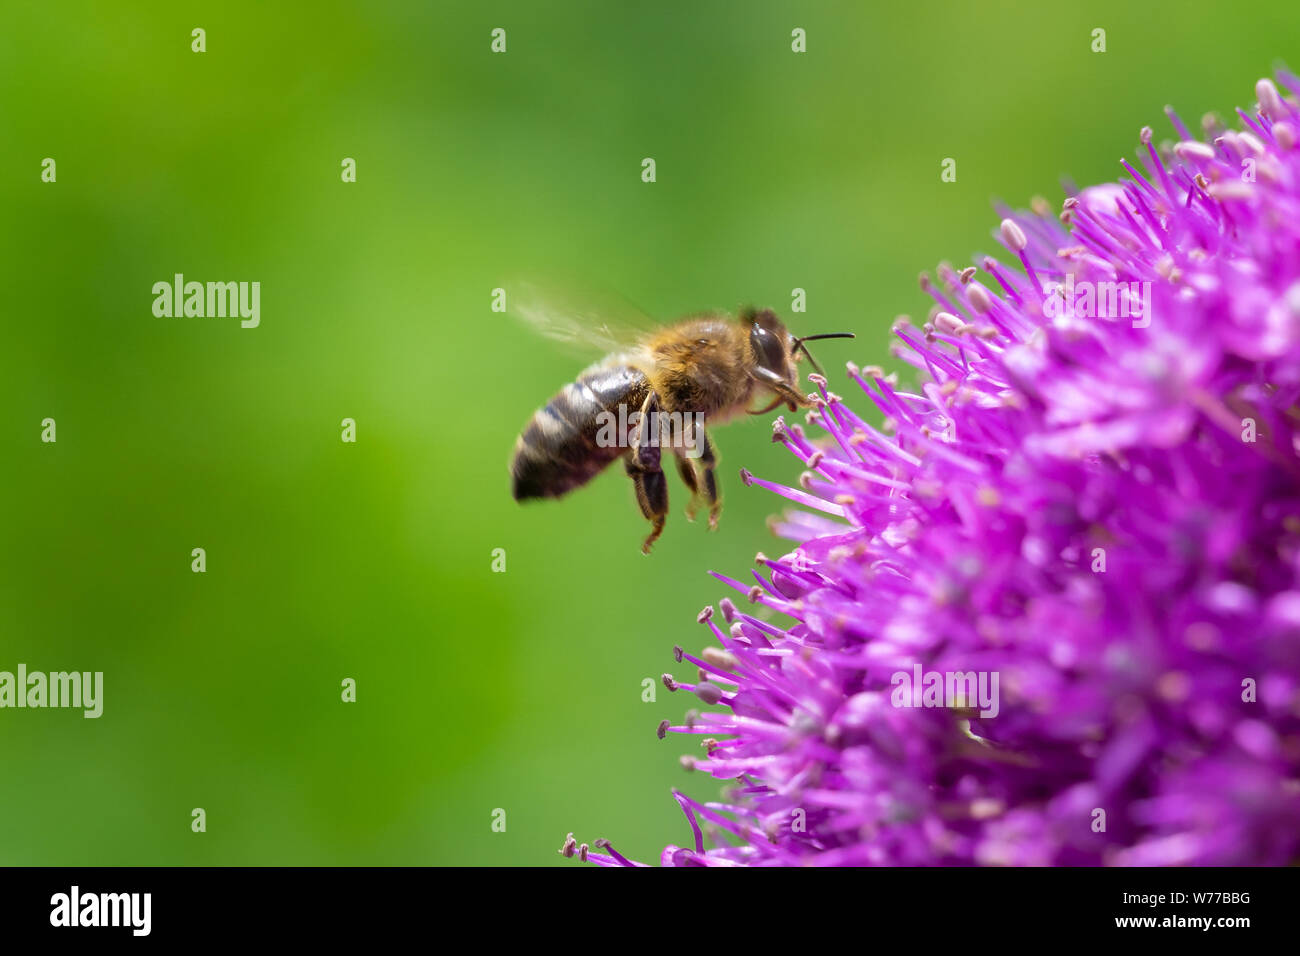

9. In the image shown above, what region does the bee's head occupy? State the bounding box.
[744,306,855,386]
[744,307,797,384]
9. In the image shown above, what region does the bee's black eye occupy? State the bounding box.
[750,324,787,374]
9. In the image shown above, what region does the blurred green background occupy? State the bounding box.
[0,1,1294,865]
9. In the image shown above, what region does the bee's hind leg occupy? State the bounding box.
[626,458,667,554]
[627,392,668,554]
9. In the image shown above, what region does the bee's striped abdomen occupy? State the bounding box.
[511,364,649,501]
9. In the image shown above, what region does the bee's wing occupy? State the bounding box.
[509,281,661,358]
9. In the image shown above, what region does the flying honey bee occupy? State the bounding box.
[509,291,852,553]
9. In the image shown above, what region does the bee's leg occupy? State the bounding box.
[695,427,722,531]
[626,457,668,554]
[752,367,814,410]
[627,391,668,554]
[674,454,701,521]
[672,416,706,521]
[747,395,784,416]
[773,382,812,411]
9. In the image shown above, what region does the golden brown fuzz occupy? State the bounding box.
[511,306,843,552]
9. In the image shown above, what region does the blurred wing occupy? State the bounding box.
[509,281,661,359]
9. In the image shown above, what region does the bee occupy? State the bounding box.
[510,296,852,553]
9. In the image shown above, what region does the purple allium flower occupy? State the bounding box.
[564,73,1300,867]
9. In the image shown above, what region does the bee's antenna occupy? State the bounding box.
[796,346,825,376]
[795,332,856,344]
[792,332,854,376]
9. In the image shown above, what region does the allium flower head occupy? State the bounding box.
[564,73,1300,867]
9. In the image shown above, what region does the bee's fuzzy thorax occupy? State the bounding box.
[643,316,757,421]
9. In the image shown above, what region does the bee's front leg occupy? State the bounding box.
[776,383,814,412]
[627,391,668,554]
[752,367,814,411]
